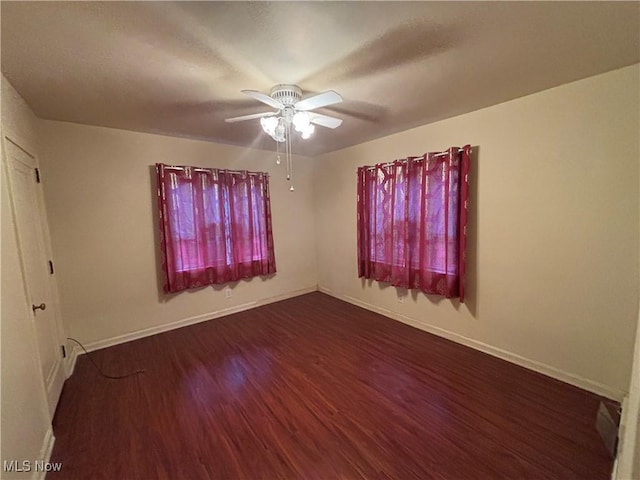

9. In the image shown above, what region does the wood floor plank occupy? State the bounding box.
[48,292,615,479]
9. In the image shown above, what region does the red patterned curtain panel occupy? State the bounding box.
[357,145,470,301]
[156,164,276,293]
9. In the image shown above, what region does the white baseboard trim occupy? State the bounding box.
[318,285,333,295]
[83,286,318,353]
[64,342,80,378]
[254,286,318,307]
[319,288,624,401]
[45,360,65,419]
[34,427,55,480]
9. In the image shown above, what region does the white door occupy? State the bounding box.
[3,137,65,417]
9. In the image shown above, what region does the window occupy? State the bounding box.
[156,164,276,293]
[357,146,470,301]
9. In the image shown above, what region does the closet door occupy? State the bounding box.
[4,137,65,417]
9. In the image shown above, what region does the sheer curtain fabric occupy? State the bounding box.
[357,145,470,301]
[156,164,276,293]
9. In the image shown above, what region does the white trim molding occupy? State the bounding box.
[82,286,318,352]
[319,287,625,401]
[64,341,80,378]
[44,358,65,418]
[34,427,56,480]
[614,309,640,478]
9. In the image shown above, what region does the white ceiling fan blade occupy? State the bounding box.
[309,113,343,129]
[295,91,343,111]
[225,111,277,123]
[241,90,284,109]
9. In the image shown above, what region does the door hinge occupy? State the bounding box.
[48,260,55,275]
[61,345,66,358]
[35,168,41,183]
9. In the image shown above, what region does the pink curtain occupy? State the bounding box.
[357,145,470,301]
[156,164,276,293]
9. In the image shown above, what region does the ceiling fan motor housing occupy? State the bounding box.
[270,84,302,107]
[225,84,342,130]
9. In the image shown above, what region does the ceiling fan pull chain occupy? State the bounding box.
[287,125,292,181]
[285,123,290,181]
[287,124,294,191]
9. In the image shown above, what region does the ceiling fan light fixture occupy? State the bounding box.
[274,119,286,143]
[260,116,278,137]
[300,123,315,139]
[227,84,344,190]
[292,111,310,132]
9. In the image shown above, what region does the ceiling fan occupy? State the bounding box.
[225,84,343,142]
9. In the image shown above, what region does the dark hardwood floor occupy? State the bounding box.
[49,292,614,479]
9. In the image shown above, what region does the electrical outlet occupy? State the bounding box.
[225,287,232,299]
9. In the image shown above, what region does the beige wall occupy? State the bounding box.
[1,77,53,477]
[37,121,318,347]
[314,65,640,399]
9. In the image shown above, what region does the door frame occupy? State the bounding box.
[2,133,67,417]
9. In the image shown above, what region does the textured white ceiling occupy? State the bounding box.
[2,1,639,156]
